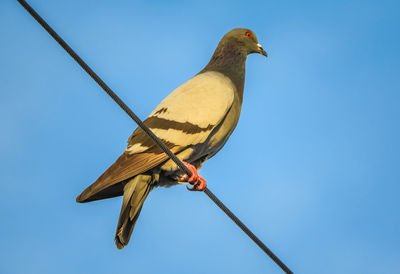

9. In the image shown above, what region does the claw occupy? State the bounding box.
[186,176,207,191]
[178,162,207,191]
[178,162,199,183]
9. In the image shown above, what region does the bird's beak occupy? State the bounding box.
[257,43,268,57]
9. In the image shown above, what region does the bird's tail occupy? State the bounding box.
[115,174,153,249]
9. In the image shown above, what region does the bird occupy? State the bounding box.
[76,28,267,249]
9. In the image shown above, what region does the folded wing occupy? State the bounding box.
[77,71,236,203]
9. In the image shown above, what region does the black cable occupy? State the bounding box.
[204,190,292,273]
[16,0,191,176]
[17,1,293,273]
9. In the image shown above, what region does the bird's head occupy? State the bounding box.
[223,28,267,57]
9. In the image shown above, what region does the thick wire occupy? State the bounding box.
[17,1,293,273]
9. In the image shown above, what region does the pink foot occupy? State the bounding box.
[178,162,207,191]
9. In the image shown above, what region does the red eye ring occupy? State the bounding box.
[245,31,252,38]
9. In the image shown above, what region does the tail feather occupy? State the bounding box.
[115,174,153,249]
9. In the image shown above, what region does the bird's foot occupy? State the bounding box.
[186,176,207,191]
[178,162,207,191]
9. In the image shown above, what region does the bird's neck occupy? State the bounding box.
[201,41,247,102]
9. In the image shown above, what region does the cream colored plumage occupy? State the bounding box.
[76,28,267,249]
[126,71,235,154]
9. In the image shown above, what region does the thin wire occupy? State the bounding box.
[17,1,293,273]
[204,190,292,273]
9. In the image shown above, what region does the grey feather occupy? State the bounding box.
[115,174,153,249]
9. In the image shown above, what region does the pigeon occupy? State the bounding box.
[76,28,267,249]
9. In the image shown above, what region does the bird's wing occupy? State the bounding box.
[76,146,182,203]
[76,71,236,203]
[126,71,236,154]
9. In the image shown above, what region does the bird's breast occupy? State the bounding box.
[204,93,242,158]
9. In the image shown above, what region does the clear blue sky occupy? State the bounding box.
[1,0,399,273]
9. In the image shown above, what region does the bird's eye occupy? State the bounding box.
[245,32,252,38]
